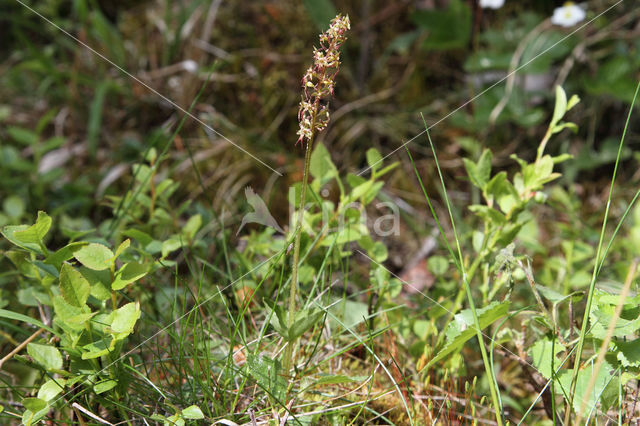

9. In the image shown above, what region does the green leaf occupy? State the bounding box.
[303,374,365,391]
[27,343,63,371]
[589,289,640,338]
[320,223,366,246]
[366,148,383,172]
[73,243,114,271]
[22,397,49,426]
[44,242,87,270]
[288,309,324,341]
[0,309,58,336]
[347,180,374,203]
[37,379,66,401]
[13,211,52,246]
[551,85,567,128]
[309,142,338,185]
[112,262,147,291]
[3,195,25,219]
[114,238,130,258]
[88,81,109,159]
[411,0,471,50]
[302,0,337,31]
[110,302,141,338]
[22,397,48,413]
[427,301,510,369]
[247,354,287,402]
[528,337,565,379]
[122,228,153,245]
[368,241,388,263]
[8,126,38,145]
[94,379,117,394]
[1,212,52,253]
[181,405,204,420]
[556,361,618,416]
[468,205,506,225]
[463,149,492,190]
[53,296,95,330]
[59,263,91,307]
[329,299,369,330]
[82,339,113,359]
[427,256,449,275]
[183,215,202,240]
[614,338,640,368]
[161,237,182,258]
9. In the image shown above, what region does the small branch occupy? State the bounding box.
[0,328,44,370]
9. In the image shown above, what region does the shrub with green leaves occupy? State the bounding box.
[1,211,149,424]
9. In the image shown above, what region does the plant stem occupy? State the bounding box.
[283,131,315,374]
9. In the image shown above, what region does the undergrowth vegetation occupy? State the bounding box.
[1,1,640,424]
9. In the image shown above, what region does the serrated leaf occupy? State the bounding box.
[556,361,618,416]
[112,262,147,291]
[73,243,114,271]
[27,343,62,371]
[614,338,640,367]
[59,263,90,307]
[529,337,565,379]
[427,301,509,369]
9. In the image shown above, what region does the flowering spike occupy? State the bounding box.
[296,14,350,146]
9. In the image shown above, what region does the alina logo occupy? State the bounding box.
[236,187,284,235]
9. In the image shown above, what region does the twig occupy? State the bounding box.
[0,328,44,370]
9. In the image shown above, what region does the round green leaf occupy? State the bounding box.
[110,302,141,337]
[3,195,25,219]
[37,379,66,402]
[112,262,147,291]
[181,405,204,419]
[27,343,62,371]
[22,397,47,412]
[74,243,114,271]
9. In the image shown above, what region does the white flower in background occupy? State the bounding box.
[551,2,586,27]
[181,60,198,73]
[479,0,505,9]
